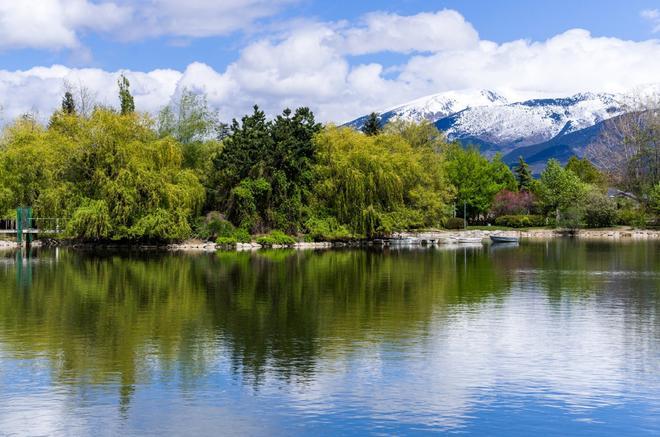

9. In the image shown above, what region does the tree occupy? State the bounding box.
[565,156,606,188]
[157,89,224,170]
[445,145,516,222]
[61,91,76,115]
[118,74,135,115]
[0,109,205,240]
[313,126,452,237]
[514,156,533,191]
[361,112,382,136]
[490,189,536,217]
[586,95,659,199]
[539,159,586,223]
[212,106,322,232]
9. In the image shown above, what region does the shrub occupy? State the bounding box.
[583,192,617,228]
[215,236,237,246]
[196,211,235,240]
[256,230,296,246]
[558,207,583,230]
[494,214,545,228]
[305,217,352,241]
[444,217,465,229]
[490,189,536,217]
[618,207,647,228]
[233,228,252,243]
[215,228,252,246]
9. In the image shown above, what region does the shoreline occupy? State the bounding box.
[2,227,658,252]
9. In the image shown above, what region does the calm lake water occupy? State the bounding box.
[0,241,658,436]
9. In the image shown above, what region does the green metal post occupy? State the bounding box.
[16,208,22,245]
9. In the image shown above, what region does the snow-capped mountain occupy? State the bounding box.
[436,92,622,154]
[346,89,510,129]
[346,89,630,166]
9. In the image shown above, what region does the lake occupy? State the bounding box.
[0,241,658,436]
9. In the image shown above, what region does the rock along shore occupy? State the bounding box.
[2,228,658,252]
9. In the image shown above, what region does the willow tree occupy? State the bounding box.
[0,108,205,241]
[312,126,453,237]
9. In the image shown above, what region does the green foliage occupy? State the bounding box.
[558,206,583,230]
[617,204,648,228]
[445,144,516,221]
[494,215,545,228]
[65,199,112,240]
[61,91,76,115]
[565,156,606,188]
[0,108,204,241]
[312,126,452,237]
[256,230,296,246]
[650,182,660,214]
[157,89,224,171]
[118,74,135,115]
[213,106,321,233]
[539,159,587,222]
[514,156,533,191]
[583,191,617,228]
[444,217,466,229]
[304,217,351,241]
[361,112,382,136]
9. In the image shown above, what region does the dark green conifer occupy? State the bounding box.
[361,112,382,136]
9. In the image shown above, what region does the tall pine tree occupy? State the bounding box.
[515,156,533,191]
[118,74,135,115]
[361,112,382,136]
[61,91,76,115]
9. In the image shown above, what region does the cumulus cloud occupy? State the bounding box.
[0,0,296,51]
[0,0,130,50]
[340,10,479,55]
[642,9,660,33]
[1,10,660,124]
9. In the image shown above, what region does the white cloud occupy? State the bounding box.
[0,0,295,51]
[119,0,297,39]
[1,11,660,124]
[340,10,479,55]
[0,0,130,50]
[642,9,660,33]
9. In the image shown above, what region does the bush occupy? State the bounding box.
[494,215,545,228]
[444,217,465,229]
[583,192,617,228]
[490,190,536,216]
[305,217,352,241]
[215,228,252,246]
[558,207,583,230]
[233,228,252,243]
[617,207,647,228]
[256,230,296,246]
[215,236,237,246]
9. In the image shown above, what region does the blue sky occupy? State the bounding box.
[0,0,659,123]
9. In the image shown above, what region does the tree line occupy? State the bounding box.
[0,80,658,243]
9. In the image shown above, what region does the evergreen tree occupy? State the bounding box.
[61,91,76,115]
[118,74,135,115]
[514,156,533,191]
[361,112,382,136]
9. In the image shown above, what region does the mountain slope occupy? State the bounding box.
[434,93,621,155]
[347,90,624,167]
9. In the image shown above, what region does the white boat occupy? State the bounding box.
[457,237,483,244]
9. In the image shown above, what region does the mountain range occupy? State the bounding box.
[346,89,636,173]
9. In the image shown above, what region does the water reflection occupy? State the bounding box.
[0,241,658,435]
